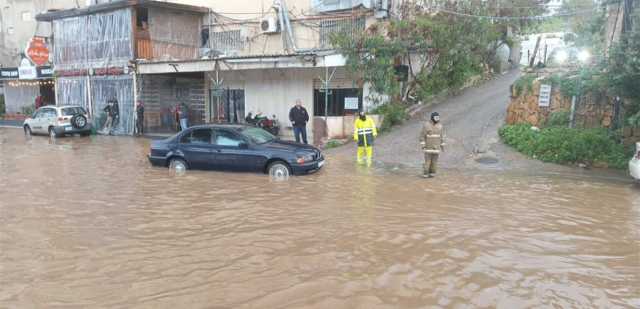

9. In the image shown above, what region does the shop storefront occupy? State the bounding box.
[0,64,55,118]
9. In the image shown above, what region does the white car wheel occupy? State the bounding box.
[268,161,291,180]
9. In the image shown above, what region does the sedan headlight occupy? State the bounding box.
[296,153,315,164]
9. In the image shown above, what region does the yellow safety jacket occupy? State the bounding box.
[354,117,377,147]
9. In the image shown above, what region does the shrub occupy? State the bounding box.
[544,111,571,127]
[324,139,342,149]
[0,95,5,116]
[21,104,35,116]
[371,103,408,132]
[513,74,536,96]
[499,124,631,169]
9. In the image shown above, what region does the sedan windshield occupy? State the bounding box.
[241,127,276,144]
[61,107,86,116]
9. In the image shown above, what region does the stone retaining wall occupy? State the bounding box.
[506,79,616,128]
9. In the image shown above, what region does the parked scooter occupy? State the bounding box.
[245,112,280,136]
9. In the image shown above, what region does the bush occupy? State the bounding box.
[0,95,5,116]
[513,74,537,96]
[21,104,34,116]
[371,103,408,132]
[499,124,631,169]
[544,111,571,127]
[324,139,342,149]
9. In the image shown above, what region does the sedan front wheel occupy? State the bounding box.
[169,158,188,172]
[268,161,291,180]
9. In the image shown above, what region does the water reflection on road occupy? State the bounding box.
[1,128,639,308]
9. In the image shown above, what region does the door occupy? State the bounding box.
[33,108,55,133]
[30,109,44,133]
[178,128,215,170]
[43,108,58,132]
[212,129,266,172]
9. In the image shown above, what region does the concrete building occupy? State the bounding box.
[0,0,80,116]
[37,0,209,134]
[0,0,80,67]
[35,0,393,140]
[136,0,391,143]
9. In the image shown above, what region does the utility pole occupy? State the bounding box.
[529,35,542,67]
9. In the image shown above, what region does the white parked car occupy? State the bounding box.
[23,105,92,138]
[629,142,640,180]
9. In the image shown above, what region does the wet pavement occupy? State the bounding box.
[1,128,639,308]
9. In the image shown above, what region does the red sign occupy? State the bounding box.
[25,37,49,66]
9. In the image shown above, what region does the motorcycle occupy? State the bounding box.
[246,113,280,136]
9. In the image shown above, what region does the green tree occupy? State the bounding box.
[607,12,640,124]
[331,3,502,104]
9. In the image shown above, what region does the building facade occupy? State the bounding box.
[137,0,391,143]
[0,0,80,117]
[35,0,393,141]
[37,0,208,134]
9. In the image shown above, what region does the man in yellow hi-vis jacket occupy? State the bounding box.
[354,111,378,166]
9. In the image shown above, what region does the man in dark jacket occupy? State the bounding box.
[135,100,144,136]
[289,99,309,144]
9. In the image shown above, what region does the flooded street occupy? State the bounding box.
[1,127,639,308]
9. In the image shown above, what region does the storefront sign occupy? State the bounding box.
[344,97,359,110]
[37,66,53,78]
[25,37,50,66]
[0,68,19,79]
[538,84,552,107]
[19,58,37,80]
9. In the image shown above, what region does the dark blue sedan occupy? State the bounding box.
[148,125,324,176]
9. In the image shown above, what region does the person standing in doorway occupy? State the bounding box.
[420,112,445,178]
[289,99,309,144]
[35,95,44,110]
[179,102,189,131]
[110,97,120,134]
[101,100,113,135]
[353,111,377,167]
[135,100,144,136]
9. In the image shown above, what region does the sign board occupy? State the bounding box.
[25,37,49,66]
[37,66,53,78]
[324,54,346,67]
[538,84,552,107]
[0,68,19,79]
[19,58,37,80]
[344,97,359,110]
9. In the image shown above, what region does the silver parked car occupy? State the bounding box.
[23,106,92,138]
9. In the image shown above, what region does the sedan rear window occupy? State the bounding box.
[61,107,86,116]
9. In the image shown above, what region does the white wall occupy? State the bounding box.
[206,68,318,140]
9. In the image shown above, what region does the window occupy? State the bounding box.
[313,0,368,12]
[214,130,243,147]
[7,26,14,35]
[136,8,148,28]
[241,127,275,144]
[319,17,365,48]
[209,30,244,53]
[180,129,212,144]
[41,108,56,118]
[314,88,362,116]
[61,107,86,116]
[21,11,32,21]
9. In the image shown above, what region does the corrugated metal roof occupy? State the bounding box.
[36,0,209,22]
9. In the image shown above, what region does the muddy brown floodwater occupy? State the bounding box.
[0,127,639,308]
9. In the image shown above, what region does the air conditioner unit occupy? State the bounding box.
[260,17,279,34]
